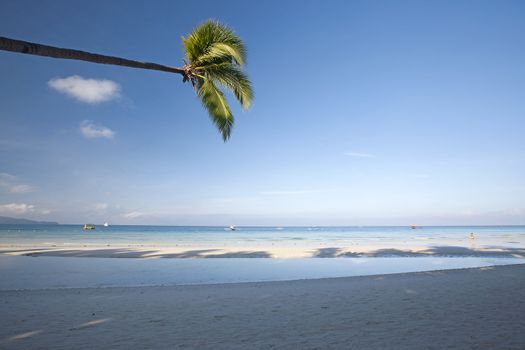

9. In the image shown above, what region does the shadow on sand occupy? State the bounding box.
[1,246,523,259]
[312,246,525,258]
[1,248,272,259]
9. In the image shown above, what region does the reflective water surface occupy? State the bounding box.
[1,255,523,290]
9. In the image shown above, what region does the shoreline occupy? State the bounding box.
[2,264,525,349]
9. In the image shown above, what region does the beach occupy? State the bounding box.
[1,225,524,349]
[1,264,525,349]
[1,243,525,259]
[1,225,524,259]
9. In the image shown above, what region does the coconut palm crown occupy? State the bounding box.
[180,21,253,141]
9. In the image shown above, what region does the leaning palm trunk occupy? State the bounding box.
[0,21,253,141]
[0,36,185,75]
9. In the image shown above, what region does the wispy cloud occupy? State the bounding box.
[94,203,109,211]
[9,184,34,193]
[122,211,147,219]
[0,203,35,215]
[48,75,120,104]
[0,173,16,182]
[80,120,115,139]
[0,173,35,193]
[343,152,376,158]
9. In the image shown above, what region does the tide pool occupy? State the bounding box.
[0,255,523,290]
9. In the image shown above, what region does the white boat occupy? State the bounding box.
[103,222,109,227]
[229,225,236,231]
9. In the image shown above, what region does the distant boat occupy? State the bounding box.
[83,224,96,230]
[228,225,237,231]
[410,225,417,229]
[103,222,109,227]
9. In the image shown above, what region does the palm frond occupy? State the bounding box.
[197,78,234,141]
[182,20,246,66]
[196,42,245,66]
[199,63,253,110]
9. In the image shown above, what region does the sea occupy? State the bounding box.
[1,225,524,289]
[1,224,524,248]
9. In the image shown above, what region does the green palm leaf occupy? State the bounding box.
[197,78,234,141]
[183,21,246,66]
[197,42,245,66]
[200,62,252,110]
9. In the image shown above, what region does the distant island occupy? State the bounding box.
[0,216,59,225]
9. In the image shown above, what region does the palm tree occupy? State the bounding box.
[0,20,252,141]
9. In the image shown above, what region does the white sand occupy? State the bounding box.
[1,264,525,349]
[1,240,524,259]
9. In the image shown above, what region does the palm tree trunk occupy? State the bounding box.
[0,36,185,75]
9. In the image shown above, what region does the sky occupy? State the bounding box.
[0,0,524,225]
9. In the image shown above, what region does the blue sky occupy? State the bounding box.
[1,0,524,225]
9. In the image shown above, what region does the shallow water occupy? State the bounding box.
[0,255,523,290]
[1,225,524,247]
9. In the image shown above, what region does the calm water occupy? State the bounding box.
[1,224,524,246]
[1,255,523,289]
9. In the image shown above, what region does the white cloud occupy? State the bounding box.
[48,75,120,104]
[122,211,146,219]
[0,203,35,215]
[343,152,376,158]
[80,120,115,139]
[0,173,35,193]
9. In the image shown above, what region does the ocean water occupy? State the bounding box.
[0,224,524,247]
